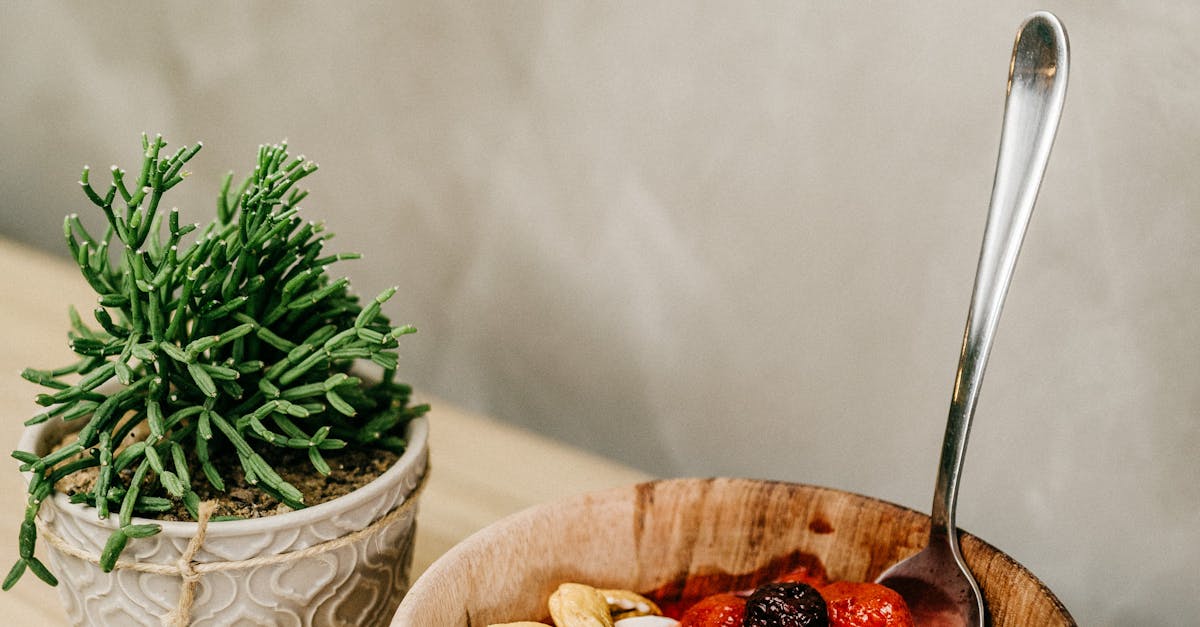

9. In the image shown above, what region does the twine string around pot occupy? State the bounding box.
[36,464,429,627]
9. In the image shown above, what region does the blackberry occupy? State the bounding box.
[744,582,829,627]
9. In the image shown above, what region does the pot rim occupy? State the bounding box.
[18,414,428,539]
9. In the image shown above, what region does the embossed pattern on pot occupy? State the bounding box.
[24,414,428,626]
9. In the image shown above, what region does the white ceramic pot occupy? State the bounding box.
[19,414,429,626]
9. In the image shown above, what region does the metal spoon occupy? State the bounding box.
[875,11,1069,626]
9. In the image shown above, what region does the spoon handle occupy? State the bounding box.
[930,12,1069,538]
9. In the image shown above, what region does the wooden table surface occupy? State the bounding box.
[0,238,651,623]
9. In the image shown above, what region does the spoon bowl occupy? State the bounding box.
[875,11,1069,626]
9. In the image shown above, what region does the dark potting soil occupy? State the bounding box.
[54,432,399,521]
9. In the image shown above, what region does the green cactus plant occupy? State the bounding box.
[5,134,427,589]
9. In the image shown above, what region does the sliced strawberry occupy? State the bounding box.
[819,582,915,627]
[679,593,747,627]
[773,564,830,588]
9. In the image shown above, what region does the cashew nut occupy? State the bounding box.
[548,583,615,627]
[598,589,662,620]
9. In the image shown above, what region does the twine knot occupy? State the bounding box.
[176,563,202,584]
[158,500,217,625]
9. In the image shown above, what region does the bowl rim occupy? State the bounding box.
[399,476,1073,623]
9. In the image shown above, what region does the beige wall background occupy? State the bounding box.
[2,2,1198,623]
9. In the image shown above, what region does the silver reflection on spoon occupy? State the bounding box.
[874,11,1069,626]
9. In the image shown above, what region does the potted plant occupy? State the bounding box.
[5,134,430,626]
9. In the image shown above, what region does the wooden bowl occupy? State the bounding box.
[394,478,1073,626]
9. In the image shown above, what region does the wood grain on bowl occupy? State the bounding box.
[394,478,1073,626]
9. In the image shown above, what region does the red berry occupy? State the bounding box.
[679,593,747,627]
[774,564,830,588]
[744,582,829,627]
[819,582,915,627]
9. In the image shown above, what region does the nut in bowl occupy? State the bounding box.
[394,478,1073,626]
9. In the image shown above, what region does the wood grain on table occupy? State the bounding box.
[0,238,651,624]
